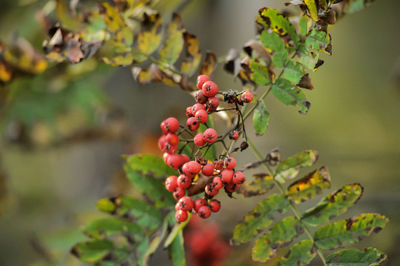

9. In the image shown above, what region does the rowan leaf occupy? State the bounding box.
[102,3,133,46]
[144,219,168,261]
[200,51,217,76]
[302,183,364,227]
[314,213,389,250]
[71,239,115,263]
[306,29,330,51]
[259,30,288,67]
[326,247,386,266]
[299,16,309,36]
[159,13,184,65]
[232,194,290,244]
[237,173,275,197]
[125,154,178,178]
[168,214,187,266]
[298,44,319,70]
[253,101,270,136]
[83,218,144,240]
[137,12,162,55]
[286,166,331,204]
[275,150,318,183]
[277,240,316,265]
[249,60,272,85]
[282,60,304,84]
[252,216,301,262]
[304,0,319,21]
[271,78,310,114]
[181,32,202,76]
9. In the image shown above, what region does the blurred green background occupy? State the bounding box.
[0,0,399,265]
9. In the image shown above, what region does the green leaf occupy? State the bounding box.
[298,44,319,70]
[84,218,144,240]
[96,196,163,230]
[258,8,300,46]
[125,154,178,179]
[302,183,364,227]
[71,239,114,263]
[271,78,310,114]
[314,213,389,250]
[181,32,202,76]
[326,247,386,266]
[253,101,270,136]
[275,150,318,183]
[286,166,331,204]
[259,30,288,68]
[164,212,191,248]
[282,60,304,84]
[232,194,290,244]
[168,215,187,266]
[299,16,309,36]
[249,60,272,85]
[278,240,316,265]
[159,13,184,65]
[304,0,319,21]
[137,12,162,55]
[144,218,168,261]
[306,29,330,51]
[252,216,301,262]
[237,173,275,197]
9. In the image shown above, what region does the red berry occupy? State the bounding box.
[167,154,183,169]
[197,75,210,90]
[165,176,178,192]
[206,97,219,112]
[178,174,192,189]
[202,80,218,97]
[195,109,208,124]
[182,161,202,178]
[158,136,167,151]
[209,200,221,212]
[202,163,214,176]
[163,153,170,164]
[224,157,236,169]
[194,198,207,213]
[166,133,179,146]
[175,202,180,211]
[186,106,194,117]
[212,176,223,190]
[194,133,205,147]
[161,117,179,134]
[177,196,194,211]
[225,182,238,193]
[175,210,188,222]
[173,187,185,200]
[241,91,253,103]
[198,205,211,219]
[229,130,240,140]
[203,128,218,144]
[205,183,219,196]
[181,154,190,164]
[186,117,200,131]
[213,160,224,170]
[221,169,234,183]
[195,90,208,104]
[233,171,246,184]
[192,103,206,114]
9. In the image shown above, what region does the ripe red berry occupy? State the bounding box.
[195,90,208,104]
[205,183,219,196]
[175,202,180,211]
[197,75,210,90]
[161,117,179,134]
[195,109,208,124]
[206,97,219,112]
[198,205,211,219]
[202,80,218,97]
[192,103,206,114]
[186,117,200,131]
[202,163,214,176]
[166,133,179,146]
[194,133,205,147]
[224,157,236,169]
[203,128,218,144]
[163,153,170,164]
[225,182,238,193]
[209,200,221,212]
[229,130,240,140]
[212,176,223,190]
[173,186,185,200]
[158,136,167,151]
[194,198,207,213]
[167,153,183,169]
[178,174,192,189]
[241,91,254,103]
[221,169,234,183]
[233,171,246,184]
[186,106,194,117]
[177,196,194,212]
[165,176,178,192]
[182,161,202,178]
[175,210,188,222]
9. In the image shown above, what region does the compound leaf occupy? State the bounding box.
[277,240,316,265]
[314,213,389,250]
[286,166,331,204]
[232,194,290,244]
[326,247,386,266]
[302,183,363,227]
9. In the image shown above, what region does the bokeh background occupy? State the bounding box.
[0,0,399,265]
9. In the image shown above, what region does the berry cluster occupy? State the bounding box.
[158,75,250,223]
